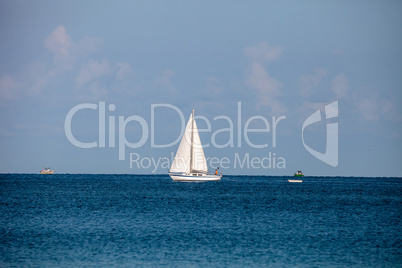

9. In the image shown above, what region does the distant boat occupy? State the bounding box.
[40,167,54,174]
[294,170,304,177]
[169,109,221,182]
[288,178,302,183]
[288,170,303,182]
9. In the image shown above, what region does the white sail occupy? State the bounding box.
[169,112,193,173]
[191,119,208,173]
[169,111,208,173]
[169,109,220,181]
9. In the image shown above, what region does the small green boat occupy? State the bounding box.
[294,170,304,177]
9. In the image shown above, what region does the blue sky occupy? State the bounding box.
[0,1,401,176]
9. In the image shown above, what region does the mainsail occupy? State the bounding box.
[170,110,208,174]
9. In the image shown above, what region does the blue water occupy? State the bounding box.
[0,175,401,267]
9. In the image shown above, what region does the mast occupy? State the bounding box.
[189,109,194,173]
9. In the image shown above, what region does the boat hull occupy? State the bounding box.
[40,170,54,174]
[169,173,221,181]
[288,179,302,183]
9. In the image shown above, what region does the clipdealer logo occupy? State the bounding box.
[64,102,287,172]
[64,101,338,172]
[302,101,338,167]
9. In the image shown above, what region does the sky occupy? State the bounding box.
[0,1,401,176]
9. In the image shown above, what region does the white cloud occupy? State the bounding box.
[75,36,102,58]
[0,75,18,100]
[116,63,133,81]
[332,49,344,55]
[247,62,281,96]
[45,26,74,59]
[85,81,108,101]
[296,71,349,122]
[245,42,286,114]
[74,59,113,101]
[45,26,102,73]
[245,42,283,62]
[44,26,133,101]
[111,63,139,99]
[331,74,349,99]
[23,62,52,95]
[356,98,379,121]
[75,59,112,89]
[155,70,174,87]
[297,101,329,123]
[298,68,328,96]
[246,61,286,113]
[380,99,393,115]
[355,97,393,121]
[205,77,224,95]
[154,70,176,95]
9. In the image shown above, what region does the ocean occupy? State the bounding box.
[0,174,401,267]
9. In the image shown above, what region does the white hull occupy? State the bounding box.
[169,173,221,181]
[40,170,54,174]
[288,179,302,183]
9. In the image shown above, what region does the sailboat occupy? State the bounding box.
[169,109,222,181]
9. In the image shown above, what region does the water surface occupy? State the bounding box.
[1,174,400,267]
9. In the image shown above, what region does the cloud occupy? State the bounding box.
[0,63,51,102]
[74,59,113,100]
[247,62,281,96]
[0,25,104,103]
[205,77,224,95]
[111,62,140,99]
[45,26,134,101]
[245,42,286,114]
[355,97,393,121]
[45,26,102,74]
[298,68,328,96]
[155,70,174,87]
[331,73,349,99]
[245,42,283,62]
[0,75,18,100]
[75,59,112,88]
[246,61,286,113]
[45,26,74,59]
[154,70,176,95]
[332,49,344,55]
[296,70,349,123]
[75,36,102,59]
[116,63,133,81]
[296,71,349,122]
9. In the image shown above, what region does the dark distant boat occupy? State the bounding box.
[40,167,54,174]
[294,170,304,177]
[288,170,303,182]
